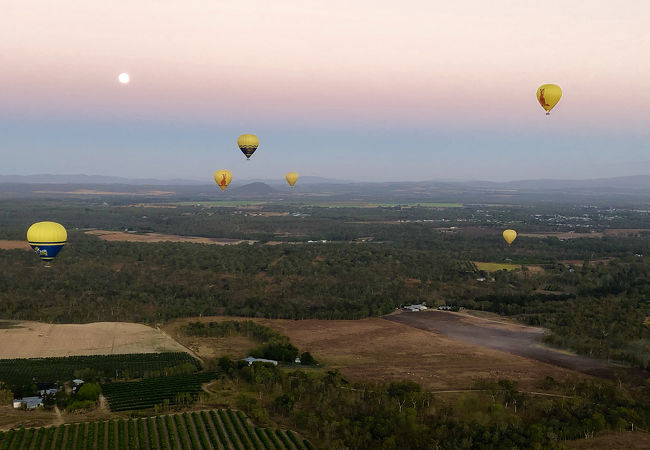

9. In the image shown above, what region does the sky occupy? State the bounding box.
[1,0,649,182]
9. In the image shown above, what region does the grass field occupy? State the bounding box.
[86,230,255,245]
[165,316,586,392]
[0,409,312,450]
[0,321,188,358]
[177,201,267,207]
[473,261,521,272]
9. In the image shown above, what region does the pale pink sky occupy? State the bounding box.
[2,0,649,128]
[1,1,649,181]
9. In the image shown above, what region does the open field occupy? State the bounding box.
[566,432,650,449]
[177,201,267,207]
[473,261,521,271]
[385,310,626,380]
[86,230,255,245]
[0,321,188,358]
[520,229,650,239]
[164,316,588,392]
[0,240,29,250]
[315,202,463,208]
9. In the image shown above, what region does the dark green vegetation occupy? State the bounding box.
[102,372,216,412]
[183,320,316,365]
[1,199,649,367]
[222,359,650,449]
[0,353,199,397]
[0,409,310,449]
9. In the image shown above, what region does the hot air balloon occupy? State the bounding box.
[214,169,233,191]
[503,229,517,246]
[237,134,259,160]
[537,84,562,115]
[27,222,67,265]
[285,172,299,187]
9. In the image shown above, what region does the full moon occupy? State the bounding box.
[118,73,130,84]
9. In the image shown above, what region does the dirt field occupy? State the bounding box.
[0,321,189,358]
[385,310,626,380]
[86,230,256,245]
[0,240,30,250]
[165,315,587,392]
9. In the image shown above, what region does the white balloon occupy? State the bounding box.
[118,73,130,84]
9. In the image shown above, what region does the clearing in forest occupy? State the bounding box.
[86,230,255,245]
[0,321,188,358]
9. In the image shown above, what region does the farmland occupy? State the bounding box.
[0,409,311,449]
[473,261,521,272]
[102,372,217,412]
[0,321,189,359]
[0,353,199,396]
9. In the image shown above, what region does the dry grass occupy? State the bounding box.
[0,321,188,358]
[566,431,650,449]
[86,230,255,245]
[33,189,174,196]
[0,240,30,250]
[165,315,587,392]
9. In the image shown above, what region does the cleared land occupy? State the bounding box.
[520,229,649,239]
[0,240,30,250]
[566,432,650,449]
[0,321,188,358]
[86,230,255,245]
[473,261,521,271]
[165,316,587,392]
[386,310,623,379]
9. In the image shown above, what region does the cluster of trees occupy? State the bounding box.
[214,357,650,449]
[43,382,102,412]
[184,320,316,364]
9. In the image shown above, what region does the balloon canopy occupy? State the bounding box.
[502,229,517,246]
[237,134,259,159]
[214,169,233,191]
[27,221,68,263]
[285,172,299,187]
[537,84,562,115]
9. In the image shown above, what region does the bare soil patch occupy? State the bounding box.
[0,240,30,250]
[521,229,648,239]
[0,321,188,358]
[386,310,629,380]
[165,316,586,391]
[86,230,255,245]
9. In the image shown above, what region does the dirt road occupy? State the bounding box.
[384,310,633,379]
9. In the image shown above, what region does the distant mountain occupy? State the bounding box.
[231,182,278,195]
[466,175,650,191]
[0,174,207,185]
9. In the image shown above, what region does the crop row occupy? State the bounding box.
[0,409,312,450]
[0,352,200,390]
[102,372,217,411]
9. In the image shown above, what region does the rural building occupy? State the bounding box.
[404,304,428,312]
[13,397,43,409]
[243,356,278,366]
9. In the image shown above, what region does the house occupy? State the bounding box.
[37,382,58,397]
[243,356,278,366]
[13,397,43,409]
[404,304,428,312]
[72,379,84,386]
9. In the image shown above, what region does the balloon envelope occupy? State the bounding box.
[214,169,233,191]
[237,134,259,159]
[503,229,517,245]
[537,84,562,115]
[27,222,67,263]
[285,172,299,187]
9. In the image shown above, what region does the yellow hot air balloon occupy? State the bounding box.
[237,134,259,160]
[537,84,562,115]
[285,172,299,187]
[27,222,67,265]
[214,169,233,191]
[503,229,517,246]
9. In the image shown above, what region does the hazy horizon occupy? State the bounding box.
[2,1,649,182]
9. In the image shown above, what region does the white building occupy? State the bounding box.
[13,397,43,409]
[243,356,278,366]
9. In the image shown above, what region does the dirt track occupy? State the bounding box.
[385,310,631,379]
